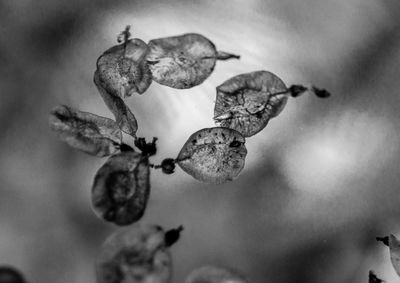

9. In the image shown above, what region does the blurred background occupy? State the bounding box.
[1,0,400,282]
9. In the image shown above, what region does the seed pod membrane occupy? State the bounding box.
[185,266,250,283]
[388,234,400,277]
[177,127,247,184]
[214,70,288,137]
[147,33,239,89]
[96,39,152,98]
[97,224,172,283]
[91,152,150,225]
[49,105,122,157]
[94,70,138,137]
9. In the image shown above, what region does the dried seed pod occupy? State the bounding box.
[91,152,150,225]
[146,33,239,89]
[96,39,152,98]
[214,70,288,137]
[94,70,138,137]
[177,127,247,184]
[49,105,122,157]
[0,266,27,283]
[185,266,250,283]
[96,224,173,283]
[388,234,400,277]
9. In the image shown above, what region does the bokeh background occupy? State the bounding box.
[1,0,400,282]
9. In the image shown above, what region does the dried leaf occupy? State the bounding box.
[177,127,247,184]
[214,70,288,137]
[96,224,172,283]
[147,33,239,89]
[96,39,152,98]
[185,266,250,283]
[389,234,400,277]
[94,70,138,137]
[91,151,150,226]
[49,105,122,157]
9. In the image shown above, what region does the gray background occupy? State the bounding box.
[1,0,400,282]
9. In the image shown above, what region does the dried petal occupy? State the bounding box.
[389,234,400,277]
[94,70,138,137]
[177,127,247,184]
[96,39,152,98]
[214,70,289,137]
[185,266,250,283]
[147,33,238,89]
[96,224,172,283]
[91,152,150,225]
[49,105,122,157]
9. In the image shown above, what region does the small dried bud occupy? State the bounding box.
[165,225,184,247]
[160,158,176,174]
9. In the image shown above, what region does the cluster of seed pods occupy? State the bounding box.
[48,26,332,283]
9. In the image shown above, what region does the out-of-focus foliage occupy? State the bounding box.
[1,0,400,283]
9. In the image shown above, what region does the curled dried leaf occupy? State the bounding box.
[185,266,250,283]
[94,70,138,137]
[214,70,288,137]
[91,152,150,225]
[96,39,152,98]
[49,105,122,157]
[177,127,247,184]
[146,33,239,89]
[96,224,172,283]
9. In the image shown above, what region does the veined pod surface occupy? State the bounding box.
[185,266,250,283]
[214,70,288,137]
[49,105,122,157]
[146,33,239,89]
[96,39,152,98]
[177,127,247,184]
[91,151,150,226]
[94,70,138,138]
[389,234,400,277]
[97,224,172,283]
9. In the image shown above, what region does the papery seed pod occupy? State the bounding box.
[96,224,174,283]
[214,70,288,137]
[49,105,122,157]
[96,39,152,98]
[177,127,247,184]
[94,70,138,138]
[185,266,250,283]
[388,234,400,277]
[0,266,27,283]
[91,152,150,225]
[146,33,239,89]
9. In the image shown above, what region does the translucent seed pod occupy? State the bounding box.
[214,70,288,137]
[96,39,152,98]
[94,70,138,138]
[185,266,250,283]
[146,33,239,89]
[91,152,150,225]
[96,224,174,283]
[49,105,122,157]
[389,234,400,277]
[177,127,247,184]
